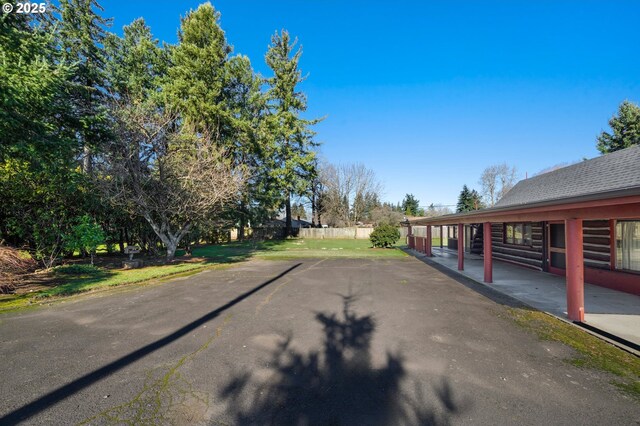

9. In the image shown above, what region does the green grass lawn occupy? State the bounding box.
[184,238,407,260]
[1,238,406,312]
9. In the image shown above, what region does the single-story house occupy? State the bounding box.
[407,144,640,322]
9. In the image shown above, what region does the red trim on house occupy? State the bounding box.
[457,223,464,271]
[483,222,492,283]
[565,219,585,322]
[548,265,565,276]
[535,260,640,296]
[411,196,640,226]
[585,268,640,296]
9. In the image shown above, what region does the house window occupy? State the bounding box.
[616,221,640,272]
[504,223,532,246]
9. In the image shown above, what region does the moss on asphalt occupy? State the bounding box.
[507,307,640,398]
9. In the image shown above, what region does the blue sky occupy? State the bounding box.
[101,0,640,207]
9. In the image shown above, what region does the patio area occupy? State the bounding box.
[415,247,640,348]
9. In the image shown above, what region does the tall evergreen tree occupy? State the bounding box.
[104,18,166,103]
[56,0,112,173]
[265,30,320,236]
[223,55,276,238]
[163,3,232,141]
[402,194,420,216]
[0,11,87,265]
[456,185,483,212]
[596,100,640,154]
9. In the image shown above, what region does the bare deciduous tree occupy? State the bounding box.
[369,205,404,226]
[479,163,518,207]
[425,204,453,217]
[98,102,245,260]
[319,162,382,227]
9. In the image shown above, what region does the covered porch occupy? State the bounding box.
[407,192,640,322]
[418,246,640,347]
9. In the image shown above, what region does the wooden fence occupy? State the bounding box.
[233,226,410,240]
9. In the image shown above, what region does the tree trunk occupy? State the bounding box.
[166,240,177,262]
[285,194,292,237]
[238,201,246,241]
[238,218,245,241]
[82,145,92,174]
[311,191,317,227]
[141,213,191,262]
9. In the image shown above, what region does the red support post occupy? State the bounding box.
[483,222,492,283]
[426,225,432,257]
[565,218,585,322]
[457,223,464,270]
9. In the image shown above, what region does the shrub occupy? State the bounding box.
[369,224,400,248]
[64,215,105,265]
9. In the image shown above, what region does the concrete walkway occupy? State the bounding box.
[417,247,640,348]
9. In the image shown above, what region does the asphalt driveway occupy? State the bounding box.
[0,257,638,425]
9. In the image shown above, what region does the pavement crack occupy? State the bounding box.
[255,278,292,315]
[78,314,232,425]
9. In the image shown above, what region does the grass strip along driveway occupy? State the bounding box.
[0,239,405,311]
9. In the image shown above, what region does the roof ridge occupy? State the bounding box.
[496,144,640,208]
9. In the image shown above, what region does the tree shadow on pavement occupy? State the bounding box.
[220,293,468,425]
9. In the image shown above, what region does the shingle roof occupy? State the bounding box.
[496,144,640,208]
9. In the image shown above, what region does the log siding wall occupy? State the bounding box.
[491,222,544,271]
[489,220,612,271]
[582,219,611,270]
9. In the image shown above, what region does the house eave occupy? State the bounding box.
[408,187,640,226]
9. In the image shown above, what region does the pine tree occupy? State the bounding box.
[104,18,165,103]
[56,0,112,173]
[457,185,484,212]
[596,100,640,153]
[163,3,232,141]
[0,11,85,265]
[223,55,277,238]
[265,30,321,236]
[402,193,420,216]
